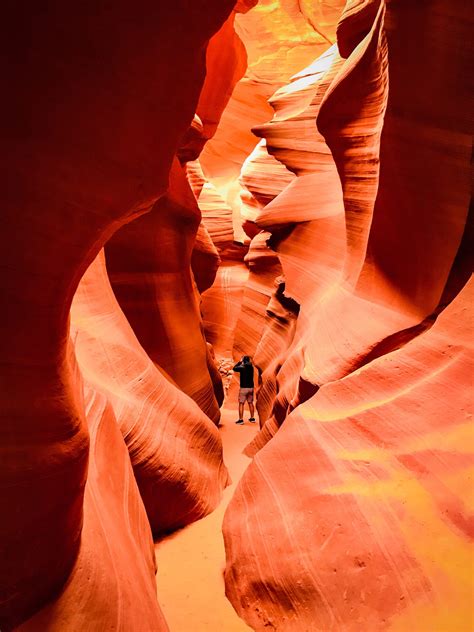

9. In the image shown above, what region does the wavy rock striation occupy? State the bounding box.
[244,42,347,444]
[224,0,473,629]
[106,158,223,424]
[17,386,168,631]
[0,1,235,627]
[233,141,295,361]
[225,277,474,631]
[71,250,229,534]
[200,0,346,237]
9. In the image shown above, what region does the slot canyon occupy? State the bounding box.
[1,1,473,630]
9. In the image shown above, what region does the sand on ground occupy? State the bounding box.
[155,383,256,631]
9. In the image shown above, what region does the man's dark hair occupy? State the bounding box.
[242,355,250,363]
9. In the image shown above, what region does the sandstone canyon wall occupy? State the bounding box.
[0,0,473,631]
[200,0,347,365]
[71,250,229,535]
[0,2,236,629]
[224,0,473,630]
[105,1,256,418]
[105,158,223,424]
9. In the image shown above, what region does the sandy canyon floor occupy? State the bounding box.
[155,382,255,631]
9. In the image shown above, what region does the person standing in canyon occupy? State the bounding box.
[233,356,256,425]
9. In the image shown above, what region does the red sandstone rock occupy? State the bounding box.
[197,11,248,151]
[186,158,208,199]
[201,258,250,360]
[234,0,259,13]
[17,386,168,631]
[2,0,472,629]
[225,0,473,628]
[240,44,346,436]
[198,178,236,256]
[71,250,229,533]
[192,221,221,294]
[233,44,344,365]
[309,0,471,385]
[103,6,250,425]
[239,139,295,226]
[225,278,474,630]
[199,0,345,238]
[0,1,235,627]
[106,159,222,425]
[185,158,224,295]
[232,233,283,362]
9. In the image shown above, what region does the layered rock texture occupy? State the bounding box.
[1,0,473,631]
[225,279,474,631]
[223,0,474,630]
[0,1,235,629]
[71,250,229,534]
[106,158,223,424]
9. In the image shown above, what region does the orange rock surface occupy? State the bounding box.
[225,277,473,631]
[223,0,473,629]
[200,0,346,234]
[17,386,168,631]
[71,250,229,534]
[106,158,223,424]
[0,1,235,628]
[1,0,473,630]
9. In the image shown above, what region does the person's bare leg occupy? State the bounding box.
[249,401,255,422]
[238,402,244,421]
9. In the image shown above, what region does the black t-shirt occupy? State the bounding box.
[234,362,254,388]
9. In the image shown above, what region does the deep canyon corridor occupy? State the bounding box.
[156,386,256,631]
[0,1,473,631]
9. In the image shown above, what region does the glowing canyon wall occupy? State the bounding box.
[223,0,473,630]
[0,0,472,631]
[0,2,236,629]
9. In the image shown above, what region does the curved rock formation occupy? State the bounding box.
[71,250,229,534]
[224,0,473,628]
[225,277,474,631]
[201,255,250,359]
[198,178,236,257]
[106,158,222,424]
[241,42,347,440]
[0,1,235,627]
[105,5,255,425]
[200,0,346,233]
[17,386,168,631]
[198,0,347,370]
[232,142,295,360]
[192,221,221,294]
[186,158,223,294]
[196,10,248,153]
[2,0,472,630]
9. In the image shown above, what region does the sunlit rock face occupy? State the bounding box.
[104,5,253,422]
[106,159,222,424]
[202,256,250,359]
[16,386,169,632]
[232,142,295,361]
[200,0,346,223]
[0,1,235,628]
[196,10,248,156]
[71,251,229,534]
[225,279,473,631]
[200,0,348,364]
[224,0,473,629]
[239,41,347,437]
[1,0,472,630]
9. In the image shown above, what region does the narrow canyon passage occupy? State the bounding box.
[1,2,472,631]
[155,385,255,631]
